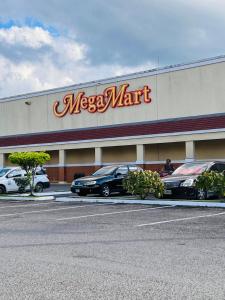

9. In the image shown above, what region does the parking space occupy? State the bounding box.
[0,200,225,299]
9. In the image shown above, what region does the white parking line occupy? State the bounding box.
[136,211,225,227]
[0,204,104,218]
[55,205,172,221]
[0,202,59,209]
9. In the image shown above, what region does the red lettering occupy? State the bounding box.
[53,84,152,117]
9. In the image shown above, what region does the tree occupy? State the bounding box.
[8,152,51,196]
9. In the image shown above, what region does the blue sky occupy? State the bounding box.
[0,0,225,98]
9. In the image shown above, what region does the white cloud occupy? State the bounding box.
[0,26,53,48]
[0,25,155,98]
[53,37,87,62]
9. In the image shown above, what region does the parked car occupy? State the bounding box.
[162,161,225,199]
[0,167,50,194]
[71,164,142,197]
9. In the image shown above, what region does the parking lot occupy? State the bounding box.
[0,200,225,299]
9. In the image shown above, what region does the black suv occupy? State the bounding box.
[71,164,142,197]
[162,161,225,200]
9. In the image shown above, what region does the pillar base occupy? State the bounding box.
[185,158,195,162]
[94,164,102,171]
[58,166,65,182]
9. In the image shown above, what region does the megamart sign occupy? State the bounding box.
[53,83,151,117]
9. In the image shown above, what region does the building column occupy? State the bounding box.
[185,141,195,162]
[58,149,66,183]
[0,154,4,168]
[136,144,145,168]
[95,147,102,170]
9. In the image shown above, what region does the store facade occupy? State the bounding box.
[1,55,225,182]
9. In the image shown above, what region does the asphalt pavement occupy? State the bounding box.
[0,200,225,299]
[46,183,71,193]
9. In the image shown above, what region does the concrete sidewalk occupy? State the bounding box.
[56,197,225,208]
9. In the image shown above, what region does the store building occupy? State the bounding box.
[1,55,225,182]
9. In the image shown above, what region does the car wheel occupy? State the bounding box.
[100,184,111,197]
[0,185,6,194]
[195,189,207,200]
[78,191,87,196]
[34,183,44,193]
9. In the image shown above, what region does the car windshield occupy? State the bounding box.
[92,166,118,176]
[0,168,11,177]
[172,163,209,176]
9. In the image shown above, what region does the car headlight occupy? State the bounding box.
[72,180,80,186]
[180,178,195,187]
[84,181,96,186]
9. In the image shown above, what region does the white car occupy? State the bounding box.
[0,167,50,194]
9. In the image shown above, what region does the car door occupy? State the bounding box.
[6,169,23,192]
[113,166,129,192]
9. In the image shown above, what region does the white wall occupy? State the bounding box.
[1,61,225,137]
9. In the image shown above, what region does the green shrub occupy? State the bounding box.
[196,171,225,198]
[123,170,164,199]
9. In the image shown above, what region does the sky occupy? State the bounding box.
[0,0,225,98]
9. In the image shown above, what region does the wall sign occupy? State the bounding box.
[53,83,151,117]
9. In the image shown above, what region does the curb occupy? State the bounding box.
[0,195,55,201]
[11,191,71,196]
[55,197,225,208]
[35,191,71,196]
[0,191,71,201]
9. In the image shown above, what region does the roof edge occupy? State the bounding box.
[1,54,225,103]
